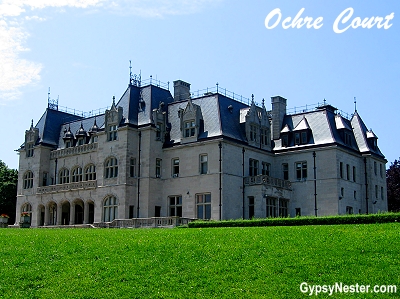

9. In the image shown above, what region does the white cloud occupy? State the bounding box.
[0,0,222,104]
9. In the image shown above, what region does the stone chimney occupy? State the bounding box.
[271,96,287,140]
[173,80,191,101]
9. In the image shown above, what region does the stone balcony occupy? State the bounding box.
[244,175,292,190]
[37,180,97,194]
[50,143,98,159]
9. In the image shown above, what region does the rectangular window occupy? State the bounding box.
[156,123,163,140]
[266,197,277,218]
[108,125,118,141]
[130,158,136,177]
[282,163,289,180]
[26,143,34,157]
[129,205,134,218]
[169,196,182,217]
[279,200,288,217]
[260,128,268,146]
[301,131,307,144]
[248,196,254,219]
[346,206,353,215]
[375,185,378,198]
[282,134,289,147]
[294,133,300,145]
[200,154,208,174]
[250,124,257,142]
[380,164,383,178]
[340,162,343,179]
[156,159,162,178]
[295,208,301,217]
[196,193,211,219]
[353,166,356,182]
[184,120,196,137]
[296,162,307,180]
[374,161,377,175]
[172,158,179,177]
[262,162,270,176]
[381,186,384,200]
[249,159,259,176]
[77,138,84,146]
[346,164,350,180]
[65,140,72,148]
[42,172,48,187]
[354,190,357,200]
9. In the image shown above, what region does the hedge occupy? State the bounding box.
[187,213,400,228]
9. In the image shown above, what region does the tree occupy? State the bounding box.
[387,159,400,212]
[0,160,18,224]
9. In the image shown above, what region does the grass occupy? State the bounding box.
[1,223,399,298]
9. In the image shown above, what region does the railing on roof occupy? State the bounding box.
[49,104,110,118]
[139,75,170,90]
[191,85,263,107]
[287,101,353,120]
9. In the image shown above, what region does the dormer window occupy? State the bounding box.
[250,124,257,142]
[26,143,34,158]
[184,120,196,137]
[77,138,85,146]
[65,140,72,148]
[108,125,118,141]
[260,128,269,146]
[282,134,289,147]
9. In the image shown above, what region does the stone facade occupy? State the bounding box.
[15,78,387,227]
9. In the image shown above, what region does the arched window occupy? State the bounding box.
[105,157,118,178]
[23,171,34,189]
[84,164,96,181]
[59,168,70,184]
[103,196,118,222]
[71,167,83,182]
[21,203,32,214]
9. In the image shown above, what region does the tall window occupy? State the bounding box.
[294,132,300,145]
[200,154,208,174]
[381,187,384,200]
[374,161,377,175]
[85,164,96,181]
[346,164,350,180]
[282,163,289,180]
[65,140,72,148]
[169,196,182,217]
[262,162,270,176]
[172,158,179,177]
[248,196,255,219]
[260,128,269,146]
[105,157,118,178]
[375,185,378,198]
[23,171,34,189]
[58,168,70,184]
[42,172,48,187]
[26,143,34,157]
[296,162,307,180]
[266,197,277,218]
[380,164,383,178]
[249,159,259,176]
[301,131,308,144]
[353,166,356,182]
[156,123,163,140]
[77,138,85,146]
[196,193,211,219]
[103,196,118,222]
[156,159,162,178]
[108,125,118,141]
[340,162,343,179]
[184,120,196,137]
[346,206,353,215]
[72,167,83,182]
[282,135,289,147]
[130,158,136,177]
[279,200,288,217]
[250,124,257,142]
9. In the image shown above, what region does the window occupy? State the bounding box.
[340,162,343,179]
[172,158,179,177]
[169,196,182,217]
[184,120,196,137]
[23,171,34,189]
[156,122,163,140]
[262,162,270,176]
[301,131,308,144]
[108,125,118,141]
[295,208,301,217]
[341,187,344,198]
[72,167,83,182]
[296,162,307,180]
[346,164,350,180]
[294,132,300,145]
[282,134,289,147]
[374,161,377,175]
[353,166,356,182]
[85,164,96,181]
[346,206,353,215]
[354,191,357,200]
[103,196,118,222]
[90,135,98,143]
[196,193,211,219]
[77,138,85,146]
[200,154,208,174]
[130,158,136,178]
[58,168,70,184]
[344,132,352,146]
[381,187,384,200]
[42,172,48,187]
[375,185,378,198]
[105,157,118,178]
[260,128,269,146]
[156,159,162,178]
[279,200,288,217]
[250,124,257,142]
[380,164,383,178]
[65,140,72,148]
[26,143,34,157]
[248,196,255,219]
[266,197,277,218]
[249,159,259,176]
[282,163,289,180]
[129,205,135,218]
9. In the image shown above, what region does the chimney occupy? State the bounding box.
[173,80,191,101]
[271,96,287,140]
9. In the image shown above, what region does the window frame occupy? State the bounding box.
[71,167,83,183]
[107,125,118,142]
[58,168,70,184]
[105,157,118,179]
[23,171,34,189]
[169,195,182,217]
[184,120,196,138]
[85,164,96,181]
[249,158,259,177]
[103,196,118,222]
[26,143,34,158]
[262,162,270,176]
[156,158,162,178]
[295,161,307,181]
[172,158,180,178]
[196,193,211,220]
[200,154,208,175]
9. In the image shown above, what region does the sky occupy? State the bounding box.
[0,0,399,170]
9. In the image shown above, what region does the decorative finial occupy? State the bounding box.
[262,98,265,108]
[129,60,132,84]
[31,119,34,128]
[323,98,326,105]
[216,82,219,93]
[251,94,254,104]
[354,97,357,112]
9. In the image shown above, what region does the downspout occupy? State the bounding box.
[218,142,222,220]
[313,151,317,217]
[242,147,245,219]
[364,157,368,214]
[137,131,141,218]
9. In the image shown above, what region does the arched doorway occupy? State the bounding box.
[87,201,95,224]
[38,205,45,226]
[74,199,84,224]
[61,201,70,225]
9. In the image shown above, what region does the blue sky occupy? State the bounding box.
[0,0,399,170]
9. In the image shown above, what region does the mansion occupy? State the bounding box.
[15,77,387,227]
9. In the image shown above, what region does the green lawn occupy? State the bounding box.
[1,223,399,298]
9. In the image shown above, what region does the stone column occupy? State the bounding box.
[44,204,49,226]
[84,201,89,224]
[57,204,62,225]
[70,203,75,225]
